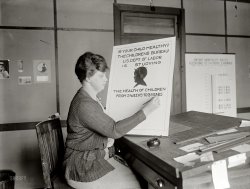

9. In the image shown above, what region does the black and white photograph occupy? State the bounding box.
[0,1,250,189]
[0,60,10,79]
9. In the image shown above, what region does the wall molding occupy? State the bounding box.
[186,33,250,38]
[0,26,113,33]
[0,26,54,30]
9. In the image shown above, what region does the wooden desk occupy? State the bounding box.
[115,111,250,189]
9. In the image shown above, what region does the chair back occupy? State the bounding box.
[35,118,65,189]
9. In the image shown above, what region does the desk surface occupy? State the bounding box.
[116,111,250,188]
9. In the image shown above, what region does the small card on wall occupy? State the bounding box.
[17,60,24,73]
[18,76,32,85]
[33,60,51,83]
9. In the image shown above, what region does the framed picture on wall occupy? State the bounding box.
[33,60,51,83]
[0,60,10,79]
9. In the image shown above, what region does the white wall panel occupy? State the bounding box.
[0,0,53,27]
[227,1,250,35]
[186,35,225,52]
[228,37,250,107]
[57,0,113,29]
[184,0,225,34]
[58,31,114,119]
[0,30,56,123]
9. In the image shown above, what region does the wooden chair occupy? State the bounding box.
[35,118,73,189]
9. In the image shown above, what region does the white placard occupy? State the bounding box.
[185,54,236,117]
[211,160,230,189]
[106,37,176,136]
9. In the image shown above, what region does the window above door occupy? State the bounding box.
[122,12,177,36]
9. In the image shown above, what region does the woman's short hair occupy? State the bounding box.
[75,52,108,83]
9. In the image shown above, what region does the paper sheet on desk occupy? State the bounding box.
[174,152,200,166]
[179,142,204,152]
[228,153,247,168]
[200,151,214,162]
[216,128,237,135]
[239,120,250,127]
[231,143,250,153]
[211,160,230,189]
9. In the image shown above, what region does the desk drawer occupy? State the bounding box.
[130,157,176,189]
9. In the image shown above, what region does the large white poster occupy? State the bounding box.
[185,53,237,117]
[106,37,176,136]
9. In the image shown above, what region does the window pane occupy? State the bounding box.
[121,35,167,44]
[122,13,176,35]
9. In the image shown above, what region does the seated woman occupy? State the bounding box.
[63,52,160,189]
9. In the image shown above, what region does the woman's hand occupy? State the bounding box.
[107,138,114,148]
[142,96,160,117]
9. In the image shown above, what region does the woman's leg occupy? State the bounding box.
[66,157,141,189]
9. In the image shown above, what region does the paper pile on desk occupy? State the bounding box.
[174,152,200,166]
[179,142,204,152]
[231,143,250,153]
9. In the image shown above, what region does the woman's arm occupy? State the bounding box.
[79,97,159,139]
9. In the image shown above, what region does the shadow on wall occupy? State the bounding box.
[18,145,45,188]
[0,130,45,189]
